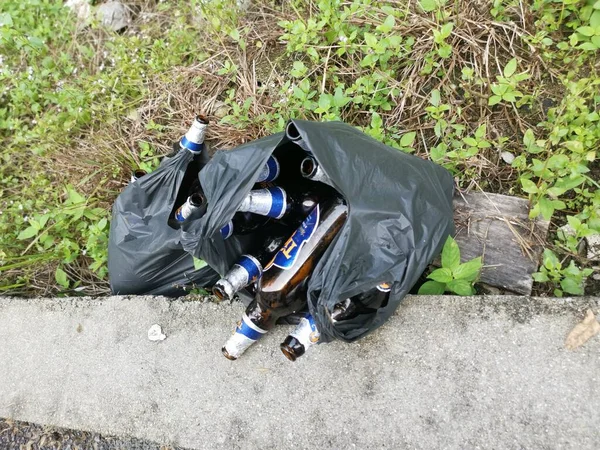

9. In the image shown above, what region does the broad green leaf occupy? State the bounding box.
[371,112,383,129]
[591,10,600,27]
[377,15,395,33]
[547,154,569,169]
[488,95,502,106]
[364,32,377,47]
[576,26,595,37]
[579,42,599,51]
[428,267,454,283]
[97,218,108,231]
[561,278,583,295]
[463,137,478,147]
[317,94,332,111]
[552,175,585,191]
[491,84,508,96]
[55,267,69,288]
[0,13,13,27]
[563,140,583,153]
[440,22,454,39]
[539,197,554,221]
[430,89,441,106]
[229,29,240,42]
[437,45,452,58]
[38,214,49,229]
[418,280,446,295]
[520,178,539,194]
[532,272,549,282]
[400,131,417,147]
[17,226,39,240]
[419,0,438,12]
[453,257,482,282]
[333,86,350,107]
[441,236,461,270]
[503,58,517,78]
[566,215,582,230]
[523,129,535,147]
[542,249,560,271]
[447,279,474,296]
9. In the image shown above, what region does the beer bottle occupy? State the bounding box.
[130,169,147,183]
[285,121,311,153]
[300,155,334,187]
[280,312,320,362]
[220,212,270,239]
[222,196,348,360]
[178,114,209,154]
[237,185,320,223]
[331,282,392,322]
[174,193,206,223]
[256,155,280,183]
[212,231,290,301]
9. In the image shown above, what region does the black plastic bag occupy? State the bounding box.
[108,147,219,297]
[177,119,455,342]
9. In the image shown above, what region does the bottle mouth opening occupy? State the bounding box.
[213,285,226,300]
[133,169,147,179]
[285,121,301,141]
[222,347,237,361]
[280,344,298,362]
[189,193,205,207]
[195,114,209,125]
[300,157,317,178]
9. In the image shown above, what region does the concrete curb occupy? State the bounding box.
[1,295,599,449]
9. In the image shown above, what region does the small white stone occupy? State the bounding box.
[500,151,515,164]
[148,324,166,341]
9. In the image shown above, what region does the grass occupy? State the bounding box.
[0,0,598,297]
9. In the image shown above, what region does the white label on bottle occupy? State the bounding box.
[223,314,267,359]
[290,315,320,350]
[238,187,286,218]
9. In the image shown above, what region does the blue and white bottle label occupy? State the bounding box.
[290,313,320,349]
[175,200,195,222]
[220,220,233,239]
[236,254,263,284]
[265,204,319,271]
[238,186,287,219]
[256,156,280,183]
[179,117,207,153]
[223,313,268,359]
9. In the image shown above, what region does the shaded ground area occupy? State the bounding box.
[0,417,185,450]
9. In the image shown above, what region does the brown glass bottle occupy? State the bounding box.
[222,195,348,360]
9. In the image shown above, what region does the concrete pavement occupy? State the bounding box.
[0,294,599,449]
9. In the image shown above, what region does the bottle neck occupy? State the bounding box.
[238,186,288,219]
[180,115,208,153]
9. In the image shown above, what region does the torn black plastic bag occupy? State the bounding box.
[181,119,455,342]
[108,148,219,296]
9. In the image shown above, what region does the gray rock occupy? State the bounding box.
[97,1,131,32]
[586,234,600,261]
[65,0,91,23]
